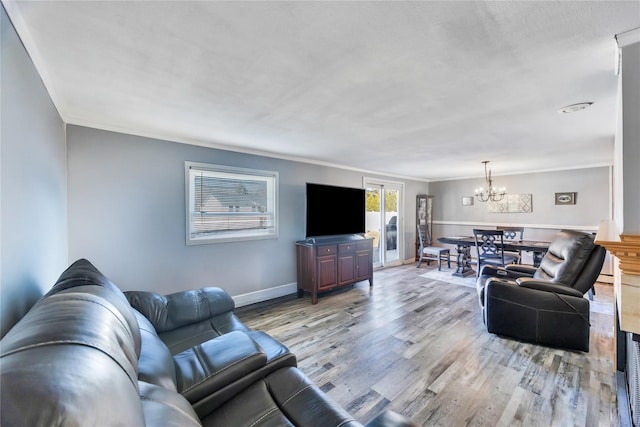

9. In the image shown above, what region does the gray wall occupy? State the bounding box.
[429,167,610,245]
[1,8,68,336]
[66,125,428,299]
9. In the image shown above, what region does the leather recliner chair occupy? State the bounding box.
[475,230,606,352]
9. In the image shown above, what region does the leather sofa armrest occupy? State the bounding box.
[174,331,267,404]
[365,411,420,427]
[516,278,584,298]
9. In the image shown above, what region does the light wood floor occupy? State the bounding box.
[235,264,618,427]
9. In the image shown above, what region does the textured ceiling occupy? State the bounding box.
[4,1,639,181]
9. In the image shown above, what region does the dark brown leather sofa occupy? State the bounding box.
[476,230,606,352]
[1,259,416,426]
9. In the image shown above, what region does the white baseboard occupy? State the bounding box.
[232,282,298,308]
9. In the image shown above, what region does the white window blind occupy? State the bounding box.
[185,162,278,244]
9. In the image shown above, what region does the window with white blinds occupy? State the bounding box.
[185,162,278,244]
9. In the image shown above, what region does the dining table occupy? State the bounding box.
[437,236,551,278]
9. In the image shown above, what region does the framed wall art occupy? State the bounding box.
[555,192,577,205]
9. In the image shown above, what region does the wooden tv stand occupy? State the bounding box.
[296,235,373,304]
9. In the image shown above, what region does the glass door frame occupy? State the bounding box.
[363,177,404,268]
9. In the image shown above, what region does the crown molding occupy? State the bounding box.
[616,27,640,48]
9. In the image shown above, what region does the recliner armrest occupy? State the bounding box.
[174,331,267,404]
[505,264,537,275]
[480,265,532,280]
[485,277,518,287]
[516,278,584,298]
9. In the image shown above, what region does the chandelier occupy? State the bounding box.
[475,161,506,202]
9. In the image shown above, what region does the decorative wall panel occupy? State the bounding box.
[488,194,532,213]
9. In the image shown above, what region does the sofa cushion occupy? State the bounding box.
[158,312,251,355]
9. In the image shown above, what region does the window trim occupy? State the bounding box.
[185,161,279,245]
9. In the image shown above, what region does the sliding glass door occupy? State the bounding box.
[364,179,403,268]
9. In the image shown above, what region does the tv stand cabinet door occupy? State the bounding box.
[356,240,373,284]
[338,243,356,286]
[317,255,337,291]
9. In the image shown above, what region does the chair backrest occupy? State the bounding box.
[417,225,426,250]
[473,229,505,263]
[496,226,524,241]
[533,230,604,290]
[571,245,607,294]
[417,224,434,247]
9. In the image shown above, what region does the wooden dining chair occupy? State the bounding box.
[496,226,524,264]
[417,225,450,271]
[473,229,519,277]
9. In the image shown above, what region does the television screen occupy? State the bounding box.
[305,183,366,238]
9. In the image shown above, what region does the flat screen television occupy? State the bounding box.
[305,183,366,238]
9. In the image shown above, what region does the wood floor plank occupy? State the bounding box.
[235,264,618,426]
